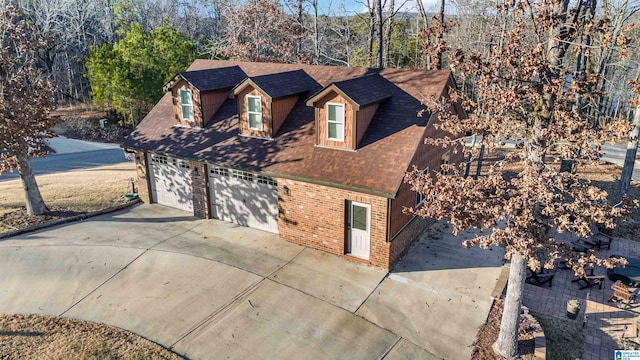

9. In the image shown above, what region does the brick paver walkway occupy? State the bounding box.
[523,235,640,360]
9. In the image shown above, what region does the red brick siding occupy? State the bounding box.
[313,91,356,150]
[277,178,391,268]
[191,161,209,219]
[237,86,273,138]
[355,103,378,147]
[134,150,151,203]
[271,94,299,135]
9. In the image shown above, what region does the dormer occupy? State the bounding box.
[163,66,246,128]
[232,70,313,138]
[306,73,392,151]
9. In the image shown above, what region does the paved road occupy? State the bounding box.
[0,137,127,182]
[0,205,506,359]
[0,148,128,182]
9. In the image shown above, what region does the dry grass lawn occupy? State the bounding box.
[0,162,136,232]
[0,314,183,360]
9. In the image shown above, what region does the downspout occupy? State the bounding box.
[386,198,392,242]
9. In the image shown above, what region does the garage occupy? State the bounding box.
[148,153,193,212]
[208,166,279,234]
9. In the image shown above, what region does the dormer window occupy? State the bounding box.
[327,103,345,141]
[247,95,262,130]
[180,89,194,122]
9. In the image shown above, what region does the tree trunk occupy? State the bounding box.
[415,0,428,30]
[437,0,445,70]
[493,251,526,357]
[617,104,640,202]
[374,0,383,68]
[313,0,319,64]
[16,149,48,216]
[367,3,375,68]
[382,0,394,68]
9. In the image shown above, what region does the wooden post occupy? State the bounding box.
[616,104,640,203]
[474,144,485,179]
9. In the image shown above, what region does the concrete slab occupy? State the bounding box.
[173,279,399,360]
[357,276,491,359]
[0,206,506,359]
[383,338,440,360]
[64,250,263,347]
[269,248,386,312]
[0,245,143,315]
[0,205,202,249]
[391,223,505,300]
[356,221,505,359]
[153,220,303,277]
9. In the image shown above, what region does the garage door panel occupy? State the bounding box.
[148,154,193,212]
[209,167,278,234]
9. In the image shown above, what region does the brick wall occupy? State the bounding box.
[134,150,151,203]
[191,161,209,219]
[277,178,391,268]
[388,215,435,268]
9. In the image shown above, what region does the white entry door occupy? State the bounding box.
[348,201,370,260]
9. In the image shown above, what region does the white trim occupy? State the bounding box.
[179,89,194,122]
[247,95,263,130]
[326,102,345,141]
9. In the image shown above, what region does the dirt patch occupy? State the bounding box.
[471,299,537,359]
[52,104,131,143]
[0,314,184,359]
[0,207,85,232]
[0,163,136,233]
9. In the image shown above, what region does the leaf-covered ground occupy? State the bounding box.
[0,314,184,360]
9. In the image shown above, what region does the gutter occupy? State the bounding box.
[121,144,398,199]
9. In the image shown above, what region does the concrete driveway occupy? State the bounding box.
[0,205,506,359]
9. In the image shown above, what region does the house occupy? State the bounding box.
[122,60,464,270]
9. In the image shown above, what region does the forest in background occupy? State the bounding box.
[7,0,640,126]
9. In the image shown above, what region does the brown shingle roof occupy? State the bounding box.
[237,69,314,99]
[123,60,453,198]
[172,66,247,92]
[307,73,392,109]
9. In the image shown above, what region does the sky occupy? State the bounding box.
[313,0,449,15]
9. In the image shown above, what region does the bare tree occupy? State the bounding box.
[0,5,60,215]
[405,0,637,356]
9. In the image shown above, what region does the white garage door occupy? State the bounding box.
[148,153,193,212]
[209,166,279,234]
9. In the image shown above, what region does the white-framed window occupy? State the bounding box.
[441,151,450,175]
[247,95,262,130]
[176,159,190,169]
[231,169,254,182]
[151,154,168,164]
[180,89,194,122]
[416,167,429,206]
[210,167,229,176]
[257,175,277,187]
[326,103,345,141]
